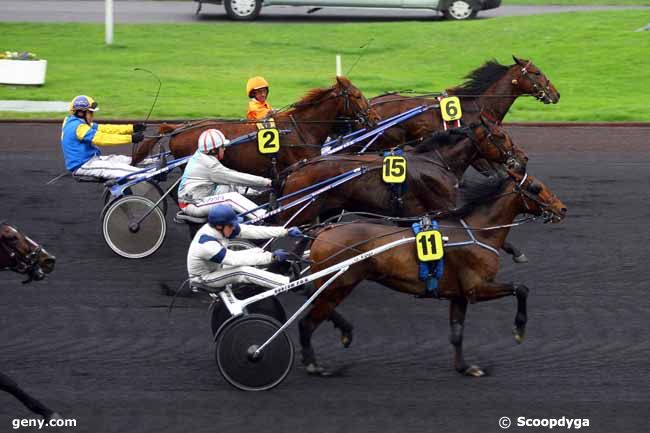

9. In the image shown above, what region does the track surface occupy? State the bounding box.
[0,123,649,433]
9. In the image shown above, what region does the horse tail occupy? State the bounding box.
[131,123,175,165]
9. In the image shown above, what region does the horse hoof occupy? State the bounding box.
[305,363,332,377]
[341,332,353,348]
[464,365,485,377]
[513,254,529,264]
[513,327,526,344]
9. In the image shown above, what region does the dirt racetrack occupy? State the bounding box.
[0,123,648,433]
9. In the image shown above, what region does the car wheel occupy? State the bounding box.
[224,0,262,21]
[444,1,478,20]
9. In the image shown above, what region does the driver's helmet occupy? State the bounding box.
[208,205,242,227]
[69,95,99,113]
[246,76,269,98]
[198,129,230,154]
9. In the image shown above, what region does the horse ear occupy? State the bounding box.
[512,55,522,65]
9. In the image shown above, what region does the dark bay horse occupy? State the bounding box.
[278,117,528,227]
[1,222,58,419]
[300,171,567,377]
[131,77,379,178]
[368,56,560,149]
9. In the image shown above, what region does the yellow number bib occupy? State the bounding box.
[257,128,280,154]
[415,230,444,262]
[440,96,462,122]
[382,156,407,184]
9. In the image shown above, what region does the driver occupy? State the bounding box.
[178,128,272,220]
[60,95,146,179]
[187,205,302,290]
[246,76,273,121]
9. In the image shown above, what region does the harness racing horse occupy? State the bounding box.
[131,77,379,178]
[278,116,527,228]
[0,222,59,419]
[368,56,560,150]
[299,171,567,377]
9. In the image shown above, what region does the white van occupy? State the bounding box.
[195,0,502,21]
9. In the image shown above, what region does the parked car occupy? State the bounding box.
[194,0,502,21]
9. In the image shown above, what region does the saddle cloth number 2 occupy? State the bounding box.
[257,128,280,154]
[415,230,444,262]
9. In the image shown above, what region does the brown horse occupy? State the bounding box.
[131,77,379,179]
[299,171,567,377]
[368,56,560,149]
[277,116,528,227]
[1,222,58,420]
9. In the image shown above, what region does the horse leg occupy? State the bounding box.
[327,310,354,348]
[513,284,529,344]
[294,236,354,348]
[299,283,355,376]
[462,281,529,369]
[0,371,56,419]
[502,241,529,263]
[448,298,484,377]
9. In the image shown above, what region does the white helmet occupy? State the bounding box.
[198,129,230,154]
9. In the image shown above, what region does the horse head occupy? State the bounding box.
[472,113,529,172]
[510,56,560,104]
[333,76,379,128]
[508,170,567,223]
[0,223,56,283]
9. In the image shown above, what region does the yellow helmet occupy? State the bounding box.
[246,76,269,97]
[69,95,99,114]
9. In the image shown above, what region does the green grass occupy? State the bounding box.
[506,0,649,5]
[1,10,649,121]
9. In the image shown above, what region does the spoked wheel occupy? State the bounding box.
[102,196,166,259]
[215,314,294,391]
[103,180,167,215]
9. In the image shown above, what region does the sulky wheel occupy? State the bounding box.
[215,314,294,391]
[102,195,167,259]
[103,180,167,215]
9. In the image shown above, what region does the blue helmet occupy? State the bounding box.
[69,95,99,113]
[208,205,243,227]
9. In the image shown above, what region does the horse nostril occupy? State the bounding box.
[561,207,568,214]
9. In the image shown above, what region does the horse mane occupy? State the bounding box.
[413,129,467,153]
[289,77,350,111]
[437,175,510,219]
[449,60,511,97]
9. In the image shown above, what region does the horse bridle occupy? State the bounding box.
[516,61,554,103]
[0,222,44,281]
[512,172,556,222]
[336,87,373,128]
[466,118,522,170]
